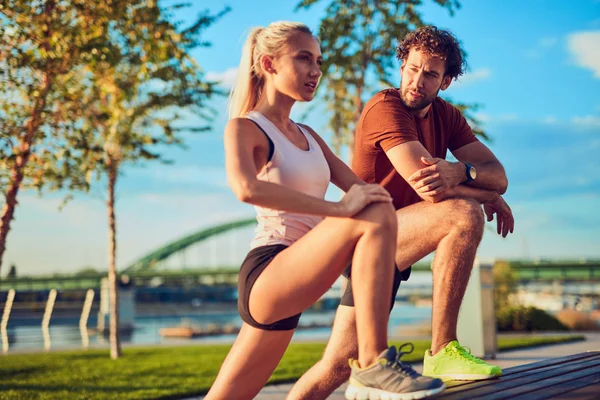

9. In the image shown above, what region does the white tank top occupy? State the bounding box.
[246,111,331,249]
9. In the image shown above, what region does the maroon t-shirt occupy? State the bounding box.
[352,89,479,210]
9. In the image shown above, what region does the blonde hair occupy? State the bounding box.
[228,21,314,119]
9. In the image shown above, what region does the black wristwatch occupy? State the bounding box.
[464,162,477,183]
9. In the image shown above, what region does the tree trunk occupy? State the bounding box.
[107,158,121,359]
[0,72,53,272]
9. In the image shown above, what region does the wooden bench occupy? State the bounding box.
[432,351,600,399]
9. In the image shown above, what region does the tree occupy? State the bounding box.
[296,0,487,162]
[0,1,127,273]
[493,260,517,313]
[7,263,16,278]
[71,1,228,359]
[75,267,102,278]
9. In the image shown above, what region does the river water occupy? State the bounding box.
[2,303,431,352]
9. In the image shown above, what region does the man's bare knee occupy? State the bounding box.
[446,198,484,236]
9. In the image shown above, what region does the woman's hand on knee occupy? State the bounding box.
[337,184,392,217]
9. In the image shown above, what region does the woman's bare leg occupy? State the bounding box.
[207,202,397,399]
[250,202,396,366]
[205,323,294,400]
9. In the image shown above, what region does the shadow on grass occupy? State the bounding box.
[0,383,158,393]
[124,349,172,357]
[0,366,43,380]
[63,353,110,361]
[499,336,586,352]
[128,371,201,379]
[152,377,302,400]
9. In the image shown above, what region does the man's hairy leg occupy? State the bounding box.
[394,198,485,355]
[287,305,357,400]
[289,198,485,398]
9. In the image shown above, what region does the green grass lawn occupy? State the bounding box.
[0,335,585,400]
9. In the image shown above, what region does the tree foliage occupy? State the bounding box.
[0,0,228,359]
[76,2,230,173]
[73,1,228,360]
[296,0,488,159]
[0,1,129,271]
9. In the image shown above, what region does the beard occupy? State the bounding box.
[399,86,440,112]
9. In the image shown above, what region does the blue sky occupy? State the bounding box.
[5,0,600,275]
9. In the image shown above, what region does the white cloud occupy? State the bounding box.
[572,115,600,127]
[133,191,233,208]
[18,192,106,227]
[475,113,518,123]
[129,165,230,189]
[474,113,491,122]
[453,68,492,87]
[542,116,558,125]
[567,31,600,78]
[523,37,559,59]
[206,67,238,89]
[540,37,558,48]
[155,165,229,188]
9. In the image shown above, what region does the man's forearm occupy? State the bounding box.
[445,184,498,204]
[456,160,508,194]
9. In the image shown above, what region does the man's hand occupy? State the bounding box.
[408,157,464,197]
[484,194,515,238]
[420,186,455,204]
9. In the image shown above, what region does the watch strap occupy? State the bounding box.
[464,162,474,183]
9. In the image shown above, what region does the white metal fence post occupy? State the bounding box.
[42,289,57,351]
[79,289,95,349]
[1,289,16,352]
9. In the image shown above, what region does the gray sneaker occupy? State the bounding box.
[345,344,446,400]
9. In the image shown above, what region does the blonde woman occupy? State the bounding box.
[205,21,445,400]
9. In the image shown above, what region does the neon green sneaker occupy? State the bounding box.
[422,340,502,381]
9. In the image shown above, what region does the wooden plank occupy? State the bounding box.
[518,374,600,400]
[433,355,600,399]
[438,352,600,395]
[501,352,600,376]
[461,357,600,400]
[444,352,597,393]
[492,364,600,400]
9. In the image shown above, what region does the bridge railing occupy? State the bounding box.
[1,260,598,293]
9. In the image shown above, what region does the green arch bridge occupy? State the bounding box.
[123,218,256,274]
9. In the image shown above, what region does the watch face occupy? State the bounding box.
[469,166,477,180]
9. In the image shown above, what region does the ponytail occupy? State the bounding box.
[228,27,264,119]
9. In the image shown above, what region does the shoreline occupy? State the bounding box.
[1,331,588,355]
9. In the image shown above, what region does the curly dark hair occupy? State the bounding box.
[396,26,466,79]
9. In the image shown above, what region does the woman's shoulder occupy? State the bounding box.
[226,116,259,130]
[225,117,270,147]
[225,117,264,137]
